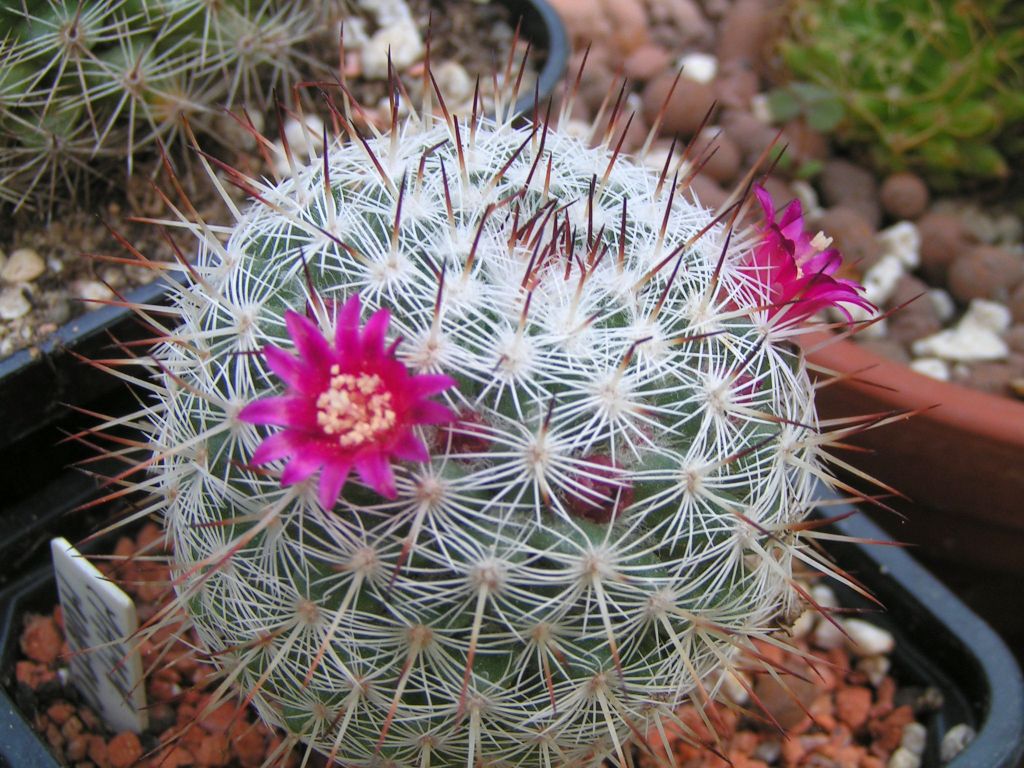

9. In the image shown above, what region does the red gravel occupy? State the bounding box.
[13,523,300,768]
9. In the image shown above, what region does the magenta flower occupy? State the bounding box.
[239,294,456,508]
[741,185,873,327]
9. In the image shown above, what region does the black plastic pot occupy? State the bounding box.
[0,0,569,454]
[0,279,169,451]
[0,475,1021,768]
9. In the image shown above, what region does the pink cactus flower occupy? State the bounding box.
[240,294,456,507]
[742,184,873,327]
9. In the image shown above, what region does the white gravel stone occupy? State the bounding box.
[358,0,415,27]
[877,221,921,269]
[99,267,126,289]
[750,92,772,123]
[812,617,846,650]
[842,303,887,337]
[562,120,594,143]
[718,669,750,705]
[887,747,921,768]
[753,741,782,764]
[940,723,976,763]
[71,279,115,308]
[900,722,928,756]
[362,19,424,79]
[432,60,473,106]
[789,608,817,639]
[271,117,326,176]
[861,254,905,307]
[679,51,717,84]
[993,212,1023,244]
[1,247,46,283]
[912,324,1008,362]
[855,654,891,687]
[844,618,895,656]
[962,298,1012,334]
[929,288,956,322]
[910,357,950,381]
[810,584,838,609]
[283,115,324,157]
[0,286,30,320]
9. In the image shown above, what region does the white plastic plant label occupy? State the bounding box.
[50,537,148,733]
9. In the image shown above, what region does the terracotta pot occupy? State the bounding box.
[802,332,1024,575]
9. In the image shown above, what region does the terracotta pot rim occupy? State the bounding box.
[800,330,1024,449]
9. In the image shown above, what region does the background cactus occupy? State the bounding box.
[0,0,345,212]
[99,73,874,767]
[775,0,1024,189]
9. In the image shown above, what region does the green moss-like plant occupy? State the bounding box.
[778,0,1024,189]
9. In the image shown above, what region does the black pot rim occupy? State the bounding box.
[826,509,1024,768]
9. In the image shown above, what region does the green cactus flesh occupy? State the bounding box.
[132,101,854,767]
[0,0,342,212]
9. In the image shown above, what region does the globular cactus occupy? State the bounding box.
[103,72,873,767]
[0,0,345,212]
[777,0,1024,188]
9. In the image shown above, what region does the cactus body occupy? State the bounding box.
[129,94,870,767]
[0,0,343,211]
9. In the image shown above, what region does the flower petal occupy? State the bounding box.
[285,310,332,367]
[318,460,353,510]
[411,374,457,398]
[250,430,301,465]
[239,396,300,426]
[334,293,362,356]
[412,400,456,425]
[361,307,391,359]
[390,430,429,462]
[281,450,325,486]
[355,454,397,499]
[263,346,310,392]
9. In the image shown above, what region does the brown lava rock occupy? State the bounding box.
[720,108,780,161]
[918,210,974,284]
[623,44,672,82]
[954,361,1015,396]
[1007,324,1024,353]
[716,0,780,69]
[1011,283,1024,324]
[857,338,911,364]
[691,130,742,184]
[818,159,882,228]
[880,172,930,220]
[948,245,1024,303]
[886,275,942,345]
[642,72,719,138]
[683,173,730,210]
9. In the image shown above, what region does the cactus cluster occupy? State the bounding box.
[777,0,1024,188]
[0,0,345,212]
[101,72,874,767]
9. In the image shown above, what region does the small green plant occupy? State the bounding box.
[94,66,877,766]
[0,0,344,212]
[778,0,1024,188]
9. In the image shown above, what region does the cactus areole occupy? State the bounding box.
[133,89,871,767]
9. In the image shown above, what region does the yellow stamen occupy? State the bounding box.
[316,365,397,447]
